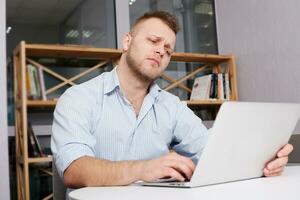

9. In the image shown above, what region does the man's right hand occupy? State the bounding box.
[137,151,196,182]
[63,152,195,188]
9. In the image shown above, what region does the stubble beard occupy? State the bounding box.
[126,49,161,83]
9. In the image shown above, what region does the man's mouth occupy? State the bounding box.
[148,58,160,66]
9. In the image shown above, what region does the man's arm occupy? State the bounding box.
[63,156,140,188]
[64,151,195,188]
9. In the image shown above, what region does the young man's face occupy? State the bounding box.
[123,17,176,82]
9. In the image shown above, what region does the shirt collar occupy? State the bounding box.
[104,67,120,95]
[104,66,162,100]
[148,82,162,100]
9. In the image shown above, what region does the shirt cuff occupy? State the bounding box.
[55,143,95,178]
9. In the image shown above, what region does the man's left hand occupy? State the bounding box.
[263,143,293,177]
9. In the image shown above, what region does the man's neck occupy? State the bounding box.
[116,60,151,106]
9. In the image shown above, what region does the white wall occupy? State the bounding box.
[215,0,300,133]
[0,0,11,199]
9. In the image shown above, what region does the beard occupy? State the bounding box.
[126,47,162,82]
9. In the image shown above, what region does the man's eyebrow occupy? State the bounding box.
[149,34,162,40]
[149,34,174,51]
[164,43,174,53]
[164,43,171,49]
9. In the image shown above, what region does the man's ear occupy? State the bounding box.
[122,33,132,52]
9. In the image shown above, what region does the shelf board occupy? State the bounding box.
[24,43,232,63]
[25,44,122,60]
[28,156,53,163]
[171,52,231,63]
[27,99,227,107]
[184,100,227,106]
[27,100,57,107]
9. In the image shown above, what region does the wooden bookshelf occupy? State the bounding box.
[13,41,238,200]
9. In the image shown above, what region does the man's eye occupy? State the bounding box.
[149,38,158,43]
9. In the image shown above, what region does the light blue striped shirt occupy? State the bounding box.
[51,67,208,179]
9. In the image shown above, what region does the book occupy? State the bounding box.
[224,73,231,100]
[213,73,218,99]
[28,122,39,157]
[26,65,32,98]
[191,73,230,101]
[190,74,212,100]
[27,64,36,99]
[222,73,227,99]
[31,65,41,99]
[38,67,47,100]
[218,73,224,100]
[26,64,46,100]
[28,122,45,157]
[209,73,218,99]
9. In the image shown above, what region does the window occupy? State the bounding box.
[6,0,117,125]
[128,0,218,99]
[129,0,218,53]
[6,1,117,198]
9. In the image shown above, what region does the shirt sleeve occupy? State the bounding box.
[171,100,209,164]
[51,85,96,178]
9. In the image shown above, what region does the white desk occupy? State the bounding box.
[69,166,300,200]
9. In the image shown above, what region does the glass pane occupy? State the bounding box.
[129,0,218,54]
[6,0,117,126]
[60,0,116,47]
[188,0,217,53]
[129,0,218,109]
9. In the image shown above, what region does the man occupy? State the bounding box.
[51,11,293,189]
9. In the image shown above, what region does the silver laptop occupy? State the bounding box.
[142,102,300,187]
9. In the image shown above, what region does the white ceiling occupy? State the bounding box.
[6,0,83,25]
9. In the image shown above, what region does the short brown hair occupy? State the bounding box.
[131,11,180,34]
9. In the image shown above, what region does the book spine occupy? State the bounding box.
[223,73,226,100]
[225,73,231,100]
[213,73,218,99]
[28,122,39,157]
[38,68,47,100]
[205,74,212,99]
[32,66,42,99]
[209,74,215,99]
[218,73,224,100]
[30,65,38,99]
[28,65,36,99]
[28,122,45,157]
[26,65,32,99]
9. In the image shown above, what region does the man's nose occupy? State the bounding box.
[155,45,165,56]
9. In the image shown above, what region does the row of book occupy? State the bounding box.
[190,73,231,100]
[26,64,47,100]
[28,122,46,157]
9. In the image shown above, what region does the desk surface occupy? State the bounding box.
[69,166,300,200]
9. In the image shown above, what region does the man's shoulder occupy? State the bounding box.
[74,71,108,90]
[58,72,109,104]
[159,90,181,102]
[157,90,183,108]
[156,90,197,124]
